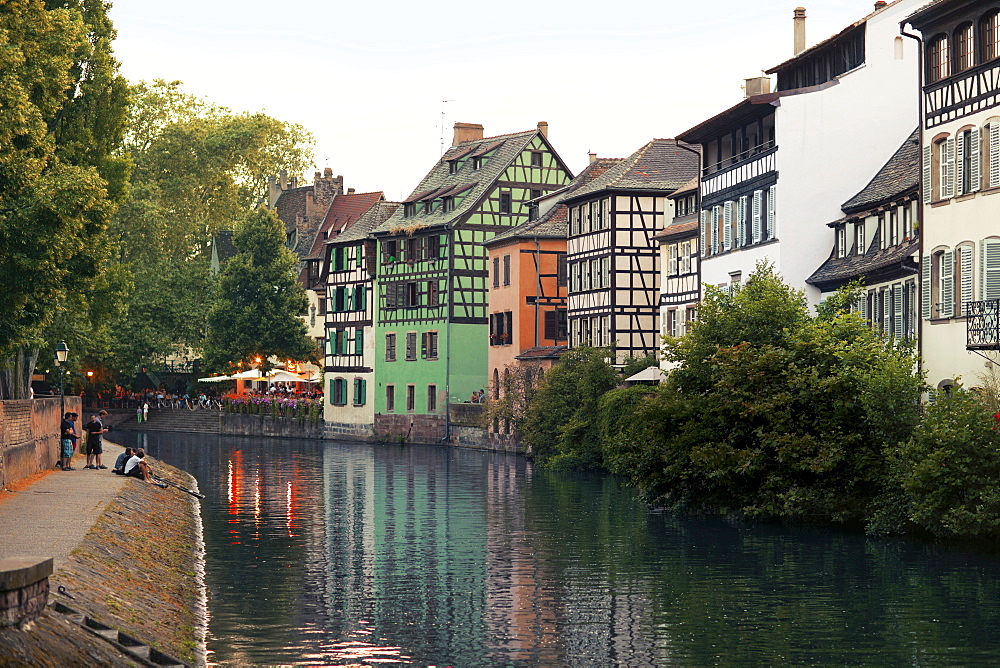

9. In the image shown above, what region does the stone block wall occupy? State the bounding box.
[0,557,53,628]
[1,397,81,488]
[220,413,324,440]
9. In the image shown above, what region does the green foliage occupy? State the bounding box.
[895,388,1000,539]
[621,353,658,377]
[203,208,319,372]
[521,347,618,470]
[611,264,924,524]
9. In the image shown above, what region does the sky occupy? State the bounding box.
[108,0,884,200]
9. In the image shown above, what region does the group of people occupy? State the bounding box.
[468,390,487,403]
[58,411,157,484]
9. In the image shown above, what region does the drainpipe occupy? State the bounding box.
[900,21,924,374]
[441,224,453,444]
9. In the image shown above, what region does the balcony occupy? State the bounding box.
[702,140,776,178]
[966,300,1000,350]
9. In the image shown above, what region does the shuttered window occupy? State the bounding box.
[990,123,1000,189]
[353,378,366,406]
[923,145,933,203]
[700,210,709,257]
[766,185,776,239]
[892,283,903,339]
[421,331,438,359]
[943,137,956,199]
[940,249,955,318]
[668,244,678,276]
[737,195,748,248]
[427,385,437,412]
[752,190,762,243]
[385,333,396,361]
[405,332,417,360]
[723,201,733,251]
[386,385,395,412]
[981,238,1000,300]
[354,328,364,355]
[960,246,974,315]
[921,254,932,319]
[971,127,982,193]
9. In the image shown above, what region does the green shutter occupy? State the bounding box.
[355,328,364,355]
[328,379,335,405]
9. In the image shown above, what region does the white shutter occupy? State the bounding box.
[982,238,1000,300]
[921,254,932,319]
[893,283,903,339]
[700,210,709,258]
[668,244,677,276]
[602,256,611,289]
[882,289,891,335]
[922,145,933,204]
[752,190,762,243]
[737,195,748,247]
[723,201,733,251]
[940,249,955,318]
[767,185,776,239]
[956,132,966,196]
[991,123,1000,189]
[712,206,721,255]
[971,127,982,193]
[860,291,869,322]
[960,245,974,314]
[944,137,956,199]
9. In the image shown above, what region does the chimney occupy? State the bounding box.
[744,76,771,98]
[874,0,886,8]
[588,152,597,164]
[537,121,549,138]
[279,168,288,190]
[348,188,355,194]
[452,122,484,146]
[794,7,807,56]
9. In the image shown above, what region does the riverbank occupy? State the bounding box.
[0,448,205,666]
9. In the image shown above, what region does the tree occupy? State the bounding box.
[202,208,319,372]
[0,0,130,398]
[105,80,314,372]
[606,265,924,524]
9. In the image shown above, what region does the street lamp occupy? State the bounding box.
[55,341,69,418]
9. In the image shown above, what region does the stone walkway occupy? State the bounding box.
[0,442,128,570]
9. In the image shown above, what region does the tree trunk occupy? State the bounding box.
[0,348,40,400]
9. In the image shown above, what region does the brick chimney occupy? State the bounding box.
[453,122,484,146]
[874,0,886,8]
[794,7,807,56]
[537,121,549,138]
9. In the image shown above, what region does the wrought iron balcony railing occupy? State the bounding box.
[966,299,1000,350]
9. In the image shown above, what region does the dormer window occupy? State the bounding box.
[442,197,454,213]
[423,200,434,214]
[955,23,974,72]
[836,225,847,259]
[472,156,484,170]
[982,10,1000,62]
[403,203,416,217]
[448,160,459,174]
[928,34,950,83]
[855,220,865,255]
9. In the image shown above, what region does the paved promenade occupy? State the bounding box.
[0,442,127,570]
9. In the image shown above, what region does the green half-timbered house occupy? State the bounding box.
[370,122,572,441]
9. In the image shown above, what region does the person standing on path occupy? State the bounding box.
[142,400,149,422]
[59,412,77,471]
[83,414,108,469]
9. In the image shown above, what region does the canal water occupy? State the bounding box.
[120,432,1000,666]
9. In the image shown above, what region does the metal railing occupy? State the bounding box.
[702,140,776,177]
[966,299,1000,350]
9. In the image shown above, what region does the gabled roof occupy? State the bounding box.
[305,191,384,259]
[806,239,919,290]
[766,0,907,74]
[371,128,572,236]
[330,201,401,246]
[273,186,311,235]
[484,158,622,248]
[841,129,919,214]
[669,177,699,199]
[561,139,700,204]
[212,230,238,265]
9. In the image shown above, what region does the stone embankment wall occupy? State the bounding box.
[367,403,523,452]
[0,397,81,489]
[221,412,324,439]
[0,457,205,666]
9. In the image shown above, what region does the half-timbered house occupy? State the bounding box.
[807,129,921,340]
[323,201,400,438]
[904,0,1000,390]
[677,2,920,303]
[564,139,699,365]
[654,176,700,368]
[369,122,573,442]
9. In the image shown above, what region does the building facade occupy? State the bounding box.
[906,0,1000,389]
[370,122,573,441]
[655,177,700,369]
[564,139,699,365]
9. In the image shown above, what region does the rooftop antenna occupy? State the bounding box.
[440,100,454,156]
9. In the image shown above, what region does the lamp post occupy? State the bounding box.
[55,341,69,419]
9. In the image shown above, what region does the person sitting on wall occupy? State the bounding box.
[123,448,155,483]
[113,447,134,474]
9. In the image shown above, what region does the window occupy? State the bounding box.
[427,385,437,412]
[385,333,396,362]
[890,209,899,246]
[427,280,438,306]
[544,309,568,341]
[837,226,847,258]
[383,239,397,263]
[955,23,974,73]
[956,127,981,196]
[354,328,363,355]
[405,332,417,360]
[406,238,418,262]
[503,254,511,286]
[353,378,366,406]
[472,156,483,170]
[403,203,415,218]
[386,385,395,412]
[493,368,500,400]
[530,151,543,167]
[333,328,346,355]
[353,284,366,312]
[424,235,440,259]
[489,312,513,345]
[493,257,500,288]
[448,160,459,174]
[530,188,542,200]
[499,191,512,214]
[928,34,950,83]
[423,201,434,215]
[333,247,346,271]
[334,286,346,312]
[406,385,415,412]
[557,253,567,287]
[422,331,439,359]
[332,378,346,406]
[318,297,327,315]
[855,220,866,255]
[405,282,418,307]
[982,10,1000,62]
[442,197,454,213]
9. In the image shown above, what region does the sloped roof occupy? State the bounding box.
[305,191,384,259]
[841,129,920,214]
[562,139,700,203]
[274,186,311,234]
[767,0,907,74]
[669,176,699,198]
[330,201,401,246]
[515,345,569,361]
[653,218,699,242]
[807,239,919,290]
[372,128,570,236]
[212,230,238,265]
[484,158,622,247]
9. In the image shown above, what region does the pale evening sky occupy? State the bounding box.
[109,1,886,200]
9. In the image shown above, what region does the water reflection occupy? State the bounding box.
[119,433,1000,666]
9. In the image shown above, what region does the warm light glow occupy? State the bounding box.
[86,371,94,377]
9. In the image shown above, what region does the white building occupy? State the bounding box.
[905,0,1000,390]
[655,178,700,369]
[677,2,921,303]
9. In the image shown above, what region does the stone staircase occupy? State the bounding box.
[113,407,222,434]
